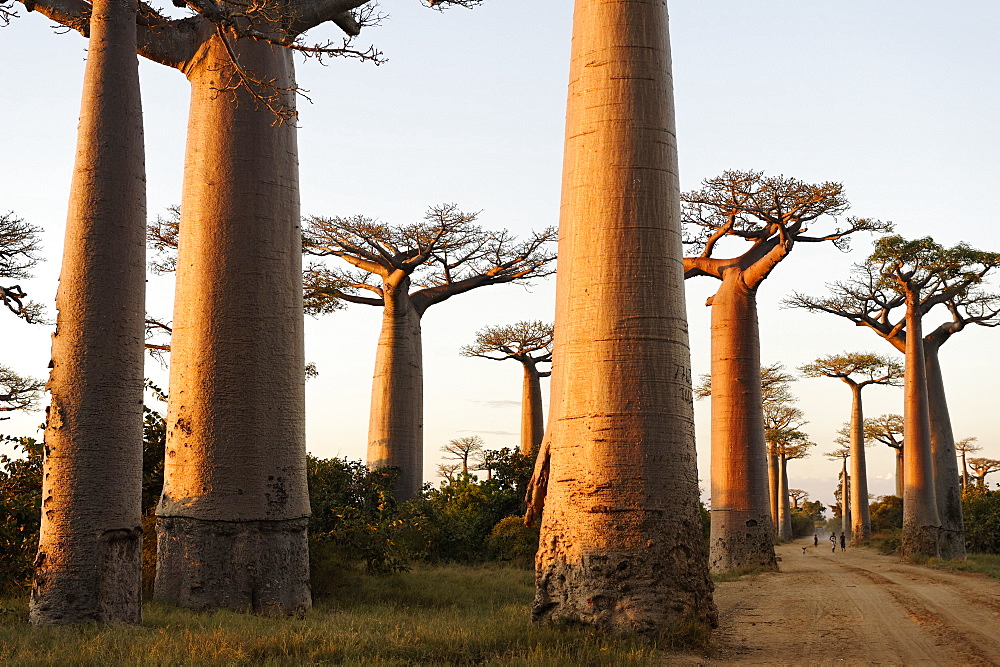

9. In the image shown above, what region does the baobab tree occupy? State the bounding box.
[788,236,1000,558]
[800,353,902,541]
[827,445,851,533]
[21,0,485,615]
[865,414,905,497]
[955,437,981,491]
[682,170,888,571]
[773,431,814,541]
[440,436,484,476]
[304,205,556,499]
[967,457,1000,488]
[523,0,716,634]
[0,211,43,323]
[461,321,553,456]
[788,489,809,509]
[0,365,43,416]
[21,0,148,626]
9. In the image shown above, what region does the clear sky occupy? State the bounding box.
[2,1,999,510]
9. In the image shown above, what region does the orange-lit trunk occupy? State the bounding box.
[767,447,779,537]
[30,0,146,626]
[533,0,716,634]
[901,289,941,558]
[520,362,544,456]
[848,384,871,541]
[708,275,776,572]
[367,276,424,500]
[777,452,791,541]
[155,31,310,614]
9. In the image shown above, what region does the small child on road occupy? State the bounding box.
[830,534,836,553]
[840,532,847,552]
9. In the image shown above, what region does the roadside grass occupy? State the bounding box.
[0,564,708,664]
[926,552,1000,580]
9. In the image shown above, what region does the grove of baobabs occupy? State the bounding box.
[1,0,999,663]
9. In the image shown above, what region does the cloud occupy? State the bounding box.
[477,400,520,409]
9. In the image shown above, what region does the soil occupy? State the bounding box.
[687,538,1000,665]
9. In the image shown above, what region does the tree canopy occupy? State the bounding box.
[461,321,553,368]
[0,212,43,322]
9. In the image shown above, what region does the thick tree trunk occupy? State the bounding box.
[367,277,423,500]
[520,361,544,456]
[155,31,310,614]
[30,0,146,626]
[848,385,872,541]
[777,453,791,541]
[533,0,717,634]
[900,289,941,559]
[895,447,905,498]
[961,451,968,491]
[841,458,850,535]
[767,448,779,538]
[924,344,965,559]
[708,276,777,572]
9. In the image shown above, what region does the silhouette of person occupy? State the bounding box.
[814,533,818,547]
[840,532,847,552]
[830,534,836,553]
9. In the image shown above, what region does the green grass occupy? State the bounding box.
[0,565,705,665]
[924,552,1000,579]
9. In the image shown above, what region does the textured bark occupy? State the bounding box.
[848,385,871,541]
[156,30,310,614]
[30,0,145,626]
[367,276,423,499]
[708,277,777,572]
[924,345,965,559]
[767,449,779,537]
[533,0,716,634]
[154,517,309,614]
[900,289,941,559]
[520,362,544,456]
[777,453,791,541]
[841,457,851,535]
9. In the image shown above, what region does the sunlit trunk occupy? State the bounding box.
[895,447,904,498]
[767,447,779,538]
[156,31,310,614]
[31,0,146,625]
[848,384,871,541]
[367,277,424,500]
[708,276,776,572]
[520,361,544,456]
[777,452,791,541]
[841,457,850,534]
[901,289,941,559]
[924,344,965,559]
[533,0,717,634]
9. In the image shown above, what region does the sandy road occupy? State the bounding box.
[699,539,1000,665]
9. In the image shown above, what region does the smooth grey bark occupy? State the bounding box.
[777,452,792,541]
[924,344,965,559]
[767,448,779,538]
[841,457,851,535]
[30,0,145,625]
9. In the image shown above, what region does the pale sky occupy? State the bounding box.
[2,1,999,510]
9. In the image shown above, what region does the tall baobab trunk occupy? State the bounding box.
[531,0,716,633]
[708,278,777,572]
[156,31,311,614]
[924,344,965,559]
[848,385,871,541]
[767,447,779,537]
[367,276,423,499]
[520,362,544,456]
[777,452,791,541]
[30,0,146,625]
[900,289,941,559]
[841,457,850,535]
[895,447,905,497]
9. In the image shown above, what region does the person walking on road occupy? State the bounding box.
[814,533,819,547]
[840,532,847,552]
[830,534,836,553]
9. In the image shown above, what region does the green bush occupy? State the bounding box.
[963,485,1000,554]
[790,509,814,538]
[869,495,903,533]
[485,516,539,566]
[0,437,41,592]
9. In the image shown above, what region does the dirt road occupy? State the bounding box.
[703,539,1000,665]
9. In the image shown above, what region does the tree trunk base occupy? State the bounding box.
[901,523,941,560]
[533,546,718,635]
[709,510,778,574]
[937,528,966,560]
[154,516,310,615]
[29,526,143,626]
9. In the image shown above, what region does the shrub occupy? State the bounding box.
[486,516,539,566]
[0,436,41,591]
[963,485,1000,554]
[869,495,903,533]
